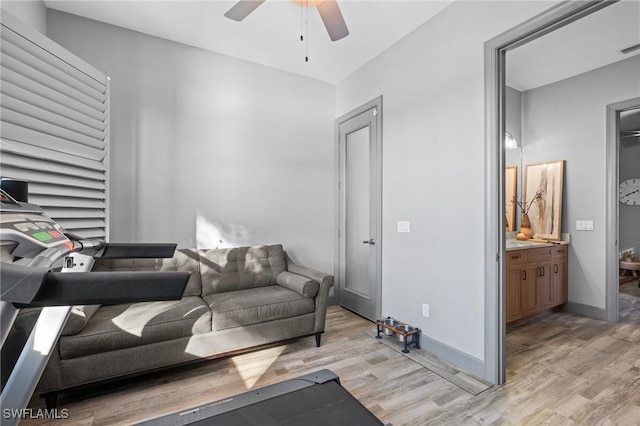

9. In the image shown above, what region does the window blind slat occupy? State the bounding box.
[1,151,104,181]
[53,218,106,229]
[0,121,106,161]
[2,66,106,122]
[0,34,106,102]
[30,184,105,201]
[2,95,106,144]
[0,165,105,190]
[0,12,106,86]
[1,53,106,113]
[1,26,106,94]
[1,139,105,171]
[1,81,106,132]
[33,195,106,209]
[45,208,106,219]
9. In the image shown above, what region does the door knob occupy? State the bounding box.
[362,239,375,245]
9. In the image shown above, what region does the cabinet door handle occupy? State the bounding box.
[541,267,545,277]
[554,264,558,273]
[521,270,526,281]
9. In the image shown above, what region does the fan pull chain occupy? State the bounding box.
[305,0,309,62]
[298,0,309,62]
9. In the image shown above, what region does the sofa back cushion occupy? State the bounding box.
[92,248,202,296]
[199,245,287,296]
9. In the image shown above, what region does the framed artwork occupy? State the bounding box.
[505,166,517,232]
[525,160,564,240]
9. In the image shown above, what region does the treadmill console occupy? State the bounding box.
[0,190,72,258]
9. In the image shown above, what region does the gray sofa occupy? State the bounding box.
[13,244,333,407]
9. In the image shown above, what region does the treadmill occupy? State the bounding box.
[0,180,190,425]
[140,369,387,426]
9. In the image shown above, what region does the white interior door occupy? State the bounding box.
[337,99,382,321]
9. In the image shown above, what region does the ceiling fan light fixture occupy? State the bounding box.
[291,0,325,7]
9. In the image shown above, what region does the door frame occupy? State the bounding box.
[483,0,616,385]
[606,97,640,322]
[334,96,383,319]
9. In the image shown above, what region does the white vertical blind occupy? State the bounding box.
[0,10,110,240]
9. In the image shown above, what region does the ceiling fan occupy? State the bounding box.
[224,0,350,41]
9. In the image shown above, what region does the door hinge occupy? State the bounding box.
[373,108,378,116]
[496,253,500,262]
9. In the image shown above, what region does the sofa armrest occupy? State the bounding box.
[277,271,319,298]
[284,253,334,334]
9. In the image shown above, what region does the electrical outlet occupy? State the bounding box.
[422,303,430,318]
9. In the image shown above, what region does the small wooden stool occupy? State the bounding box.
[619,259,640,279]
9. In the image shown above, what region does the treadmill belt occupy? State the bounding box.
[191,380,383,426]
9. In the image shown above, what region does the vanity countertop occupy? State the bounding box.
[505,232,570,251]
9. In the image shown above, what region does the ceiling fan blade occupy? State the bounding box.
[316,0,349,41]
[224,0,265,21]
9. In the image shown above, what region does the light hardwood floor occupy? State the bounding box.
[23,279,640,425]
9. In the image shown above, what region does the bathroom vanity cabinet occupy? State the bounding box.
[506,244,568,323]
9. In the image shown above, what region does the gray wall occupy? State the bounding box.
[336,1,556,367]
[1,0,46,34]
[521,56,640,310]
[46,10,336,273]
[505,86,522,146]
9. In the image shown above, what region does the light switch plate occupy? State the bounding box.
[397,221,411,233]
[576,220,594,231]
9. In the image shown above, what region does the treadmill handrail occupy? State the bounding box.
[15,270,190,307]
[98,243,178,259]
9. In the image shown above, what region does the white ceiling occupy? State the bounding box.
[43,0,640,88]
[43,0,454,85]
[506,0,640,91]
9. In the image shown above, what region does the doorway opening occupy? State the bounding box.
[607,101,640,324]
[484,0,629,385]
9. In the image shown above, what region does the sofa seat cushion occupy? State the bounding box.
[59,296,211,359]
[204,286,315,332]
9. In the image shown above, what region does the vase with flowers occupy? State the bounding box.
[511,191,543,240]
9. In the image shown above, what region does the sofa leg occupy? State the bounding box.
[315,332,322,347]
[44,392,58,410]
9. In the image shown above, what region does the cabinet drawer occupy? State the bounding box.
[551,245,568,259]
[506,250,525,266]
[526,246,552,263]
